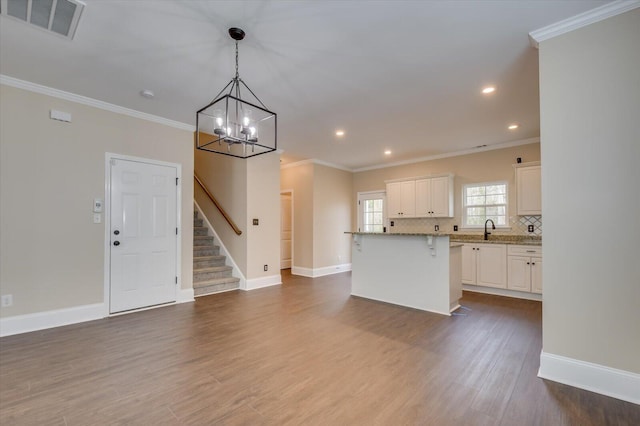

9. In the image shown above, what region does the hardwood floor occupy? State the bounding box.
[1,270,638,425]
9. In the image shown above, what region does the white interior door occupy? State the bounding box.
[280,192,292,269]
[110,158,177,313]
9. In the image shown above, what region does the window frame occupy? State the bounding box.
[461,181,509,229]
[357,190,387,233]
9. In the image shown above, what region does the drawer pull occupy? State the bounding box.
[526,250,536,253]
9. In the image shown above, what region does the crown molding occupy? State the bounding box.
[529,0,640,48]
[280,158,352,172]
[0,74,196,132]
[352,137,540,173]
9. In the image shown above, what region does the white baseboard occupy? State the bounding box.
[292,263,352,278]
[462,284,542,301]
[538,350,640,405]
[177,288,195,303]
[244,274,282,291]
[0,303,106,337]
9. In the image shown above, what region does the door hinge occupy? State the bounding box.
[175,276,178,284]
[176,177,179,186]
[176,227,178,235]
[358,200,360,205]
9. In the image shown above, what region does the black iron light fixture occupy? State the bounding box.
[196,27,277,158]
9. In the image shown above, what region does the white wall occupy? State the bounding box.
[0,84,194,318]
[539,9,640,374]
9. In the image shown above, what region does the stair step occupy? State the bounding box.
[193,245,220,256]
[194,277,240,296]
[193,255,226,268]
[193,226,209,236]
[193,236,214,246]
[194,265,234,282]
[193,218,203,227]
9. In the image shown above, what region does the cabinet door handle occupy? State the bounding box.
[531,262,536,265]
[527,262,530,265]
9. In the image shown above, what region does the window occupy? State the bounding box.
[463,182,508,227]
[357,191,386,233]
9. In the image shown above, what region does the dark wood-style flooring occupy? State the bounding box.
[1,270,638,425]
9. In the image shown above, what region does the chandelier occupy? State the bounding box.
[196,28,277,158]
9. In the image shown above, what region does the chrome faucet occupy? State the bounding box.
[484,219,495,240]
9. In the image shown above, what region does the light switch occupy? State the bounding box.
[93,213,102,224]
[93,198,103,213]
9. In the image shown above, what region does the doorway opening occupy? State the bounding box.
[280,190,293,270]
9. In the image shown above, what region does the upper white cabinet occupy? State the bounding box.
[387,180,416,218]
[516,164,542,215]
[415,176,454,217]
[387,174,454,219]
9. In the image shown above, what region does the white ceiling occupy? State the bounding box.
[0,0,610,170]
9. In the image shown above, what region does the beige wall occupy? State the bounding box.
[195,147,281,280]
[0,84,194,317]
[194,150,248,273]
[280,163,314,269]
[353,143,541,233]
[280,162,352,271]
[246,153,281,279]
[539,9,640,373]
[313,164,352,268]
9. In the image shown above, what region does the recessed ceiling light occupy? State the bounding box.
[384,150,392,155]
[482,86,495,94]
[140,89,155,99]
[508,124,519,130]
[335,130,345,136]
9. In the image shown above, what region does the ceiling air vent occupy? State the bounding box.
[1,0,85,40]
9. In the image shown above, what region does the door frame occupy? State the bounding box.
[357,190,387,233]
[280,189,294,270]
[103,153,182,316]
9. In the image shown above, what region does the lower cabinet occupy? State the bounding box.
[461,243,507,288]
[507,245,543,294]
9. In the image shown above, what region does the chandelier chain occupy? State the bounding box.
[235,41,239,80]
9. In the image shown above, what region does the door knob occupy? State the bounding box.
[114,230,120,235]
[113,241,120,246]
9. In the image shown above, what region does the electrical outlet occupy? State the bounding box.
[390,221,394,227]
[264,264,268,271]
[528,225,534,233]
[253,219,259,226]
[434,225,439,232]
[453,225,458,232]
[1,294,13,307]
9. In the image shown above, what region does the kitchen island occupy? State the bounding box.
[348,232,462,316]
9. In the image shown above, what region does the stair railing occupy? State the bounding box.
[194,173,243,236]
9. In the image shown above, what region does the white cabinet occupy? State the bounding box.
[415,176,453,217]
[516,164,542,215]
[507,245,542,294]
[387,180,416,218]
[461,243,507,288]
[387,174,453,219]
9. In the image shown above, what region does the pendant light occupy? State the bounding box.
[196,28,277,158]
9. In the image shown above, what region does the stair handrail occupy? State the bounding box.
[194,173,243,236]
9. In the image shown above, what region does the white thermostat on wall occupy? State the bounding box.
[93,198,103,213]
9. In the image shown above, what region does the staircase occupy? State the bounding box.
[193,211,240,296]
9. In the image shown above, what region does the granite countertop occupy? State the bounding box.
[345,232,542,246]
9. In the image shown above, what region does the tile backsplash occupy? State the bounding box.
[389,215,542,236]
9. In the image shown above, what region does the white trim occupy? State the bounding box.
[193,200,247,289]
[104,153,182,315]
[244,274,282,291]
[529,1,640,48]
[177,288,195,303]
[280,189,294,271]
[462,285,542,301]
[292,263,352,278]
[0,75,195,131]
[280,158,351,172]
[353,138,540,173]
[538,351,640,405]
[0,303,105,337]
